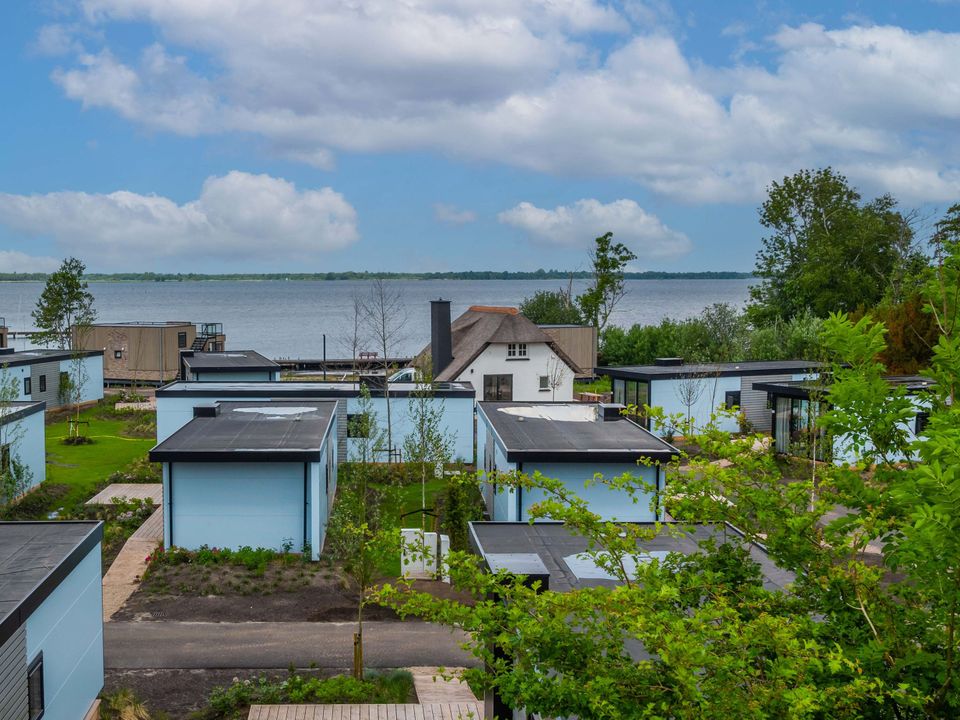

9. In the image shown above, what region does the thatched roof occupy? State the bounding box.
[417,306,581,381]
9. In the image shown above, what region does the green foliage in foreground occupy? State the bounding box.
[377,298,960,717]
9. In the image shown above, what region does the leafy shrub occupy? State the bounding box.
[107,456,161,484]
[146,544,308,576]
[0,483,71,520]
[204,670,414,718]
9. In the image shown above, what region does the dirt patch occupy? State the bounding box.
[104,667,344,719]
[115,561,475,623]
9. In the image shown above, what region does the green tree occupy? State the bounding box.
[327,387,399,678]
[31,257,97,349]
[519,289,582,324]
[402,371,454,533]
[577,232,637,333]
[749,168,922,324]
[378,293,960,717]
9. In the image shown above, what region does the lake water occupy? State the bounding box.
[0,278,754,358]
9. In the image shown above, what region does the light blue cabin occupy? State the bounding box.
[0,521,104,720]
[150,401,338,559]
[0,401,46,498]
[154,380,476,464]
[477,402,679,522]
[179,350,282,382]
[0,348,104,409]
[754,375,933,465]
[601,359,824,437]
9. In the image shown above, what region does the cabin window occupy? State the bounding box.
[27,653,44,720]
[724,390,741,409]
[915,411,930,435]
[23,377,31,396]
[59,371,69,390]
[539,375,549,391]
[347,413,372,438]
[114,350,123,360]
[38,375,46,393]
[178,332,188,349]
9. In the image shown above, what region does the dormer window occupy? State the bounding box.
[507,343,527,358]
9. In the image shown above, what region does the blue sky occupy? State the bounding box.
[0,0,958,273]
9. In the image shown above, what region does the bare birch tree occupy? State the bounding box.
[546,356,568,401]
[673,373,707,434]
[361,279,407,459]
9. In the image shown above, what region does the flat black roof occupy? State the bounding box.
[0,401,45,426]
[150,400,338,462]
[478,402,678,462]
[155,380,475,399]
[0,349,104,367]
[0,521,103,645]
[753,375,935,399]
[600,359,824,381]
[469,521,793,593]
[181,350,280,372]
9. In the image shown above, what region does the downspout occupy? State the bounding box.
[516,461,523,522]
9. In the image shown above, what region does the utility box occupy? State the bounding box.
[401,529,450,582]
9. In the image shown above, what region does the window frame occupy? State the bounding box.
[23,377,31,396]
[915,411,930,435]
[177,331,188,349]
[538,375,550,391]
[347,412,372,439]
[114,349,123,360]
[38,375,46,393]
[517,343,527,357]
[724,390,741,410]
[27,652,44,720]
[506,343,516,358]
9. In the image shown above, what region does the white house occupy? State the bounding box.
[419,301,580,403]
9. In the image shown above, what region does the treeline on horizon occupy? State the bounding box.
[0,269,754,282]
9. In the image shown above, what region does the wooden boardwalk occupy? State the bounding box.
[248,703,483,719]
[86,483,163,506]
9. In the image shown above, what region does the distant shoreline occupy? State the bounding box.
[0,270,754,282]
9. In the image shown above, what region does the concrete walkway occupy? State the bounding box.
[102,507,163,621]
[104,621,478,669]
[87,483,163,506]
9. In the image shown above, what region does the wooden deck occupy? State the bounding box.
[85,483,163,506]
[248,703,483,719]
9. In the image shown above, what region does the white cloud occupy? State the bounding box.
[0,251,61,273]
[0,171,359,271]
[498,198,691,260]
[434,203,477,225]
[47,5,960,203]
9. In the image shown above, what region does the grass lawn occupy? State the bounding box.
[378,476,447,577]
[574,375,611,395]
[42,409,156,516]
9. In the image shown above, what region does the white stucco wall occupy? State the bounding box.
[456,342,574,402]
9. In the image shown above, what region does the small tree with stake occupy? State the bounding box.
[402,370,455,531]
[327,386,400,679]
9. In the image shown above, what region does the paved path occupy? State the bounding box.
[102,507,163,621]
[87,483,162,506]
[104,621,479,670]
